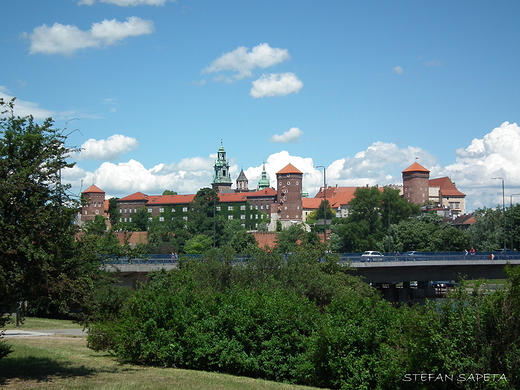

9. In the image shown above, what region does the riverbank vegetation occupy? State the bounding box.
[86,247,520,389]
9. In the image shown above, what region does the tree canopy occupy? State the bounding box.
[0,98,113,336]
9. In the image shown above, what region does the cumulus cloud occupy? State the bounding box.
[24,17,154,55]
[440,122,520,209]
[393,66,404,74]
[79,0,168,5]
[250,73,303,98]
[203,43,290,81]
[271,127,303,143]
[76,134,139,161]
[326,141,438,189]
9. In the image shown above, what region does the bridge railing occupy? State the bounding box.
[102,252,520,265]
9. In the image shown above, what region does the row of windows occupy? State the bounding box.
[119,204,266,214]
[119,213,266,223]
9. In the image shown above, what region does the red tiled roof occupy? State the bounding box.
[277,163,302,175]
[246,188,277,197]
[302,197,324,209]
[147,194,196,204]
[82,184,105,194]
[429,177,465,197]
[119,192,149,201]
[402,162,430,173]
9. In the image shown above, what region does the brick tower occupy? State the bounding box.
[276,163,303,221]
[402,162,430,204]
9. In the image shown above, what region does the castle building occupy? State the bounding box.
[275,163,303,222]
[402,162,430,205]
[80,184,108,224]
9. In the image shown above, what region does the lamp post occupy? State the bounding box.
[492,177,506,250]
[315,166,327,244]
[510,193,520,251]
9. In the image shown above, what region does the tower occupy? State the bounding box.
[236,168,249,192]
[276,163,303,221]
[257,162,270,190]
[402,162,430,204]
[211,142,232,192]
[81,184,106,224]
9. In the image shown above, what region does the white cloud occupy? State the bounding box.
[0,87,55,119]
[24,17,154,55]
[0,87,100,120]
[393,66,403,74]
[76,134,139,161]
[203,43,290,80]
[250,73,303,98]
[271,127,303,143]
[440,122,520,209]
[79,0,168,5]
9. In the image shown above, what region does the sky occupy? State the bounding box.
[2,0,520,212]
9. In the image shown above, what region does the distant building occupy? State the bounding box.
[402,162,430,205]
[274,163,303,224]
[80,184,109,225]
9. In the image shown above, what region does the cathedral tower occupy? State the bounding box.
[211,142,232,193]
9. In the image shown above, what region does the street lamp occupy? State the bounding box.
[315,166,327,244]
[492,177,506,250]
[510,193,520,251]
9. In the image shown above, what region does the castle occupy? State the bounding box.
[80,146,466,230]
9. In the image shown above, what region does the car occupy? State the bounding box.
[404,251,425,260]
[361,251,384,257]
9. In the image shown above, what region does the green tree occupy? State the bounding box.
[229,230,258,253]
[187,188,220,237]
[132,207,150,231]
[0,98,113,338]
[162,190,177,195]
[466,207,504,251]
[184,234,213,254]
[107,197,120,227]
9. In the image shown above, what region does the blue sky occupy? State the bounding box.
[2,0,520,211]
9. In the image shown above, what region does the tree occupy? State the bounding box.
[466,207,504,251]
[132,207,150,231]
[0,98,113,336]
[187,188,224,241]
[107,197,120,227]
[162,190,177,195]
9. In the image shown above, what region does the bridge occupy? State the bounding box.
[104,253,520,303]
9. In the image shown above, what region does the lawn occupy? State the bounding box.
[1,318,323,390]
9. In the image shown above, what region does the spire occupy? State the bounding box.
[257,162,270,190]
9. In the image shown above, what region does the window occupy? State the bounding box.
[240,205,246,210]
[216,206,221,211]
[124,208,127,213]
[182,206,187,212]
[159,207,164,213]
[148,208,152,213]
[241,214,245,220]
[159,216,164,222]
[228,205,233,211]
[95,210,99,215]
[287,181,291,185]
[171,208,175,212]
[183,216,188,221]
[228,215,233,220]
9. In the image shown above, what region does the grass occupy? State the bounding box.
[4,316,83,330]
[1,319,323,390]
